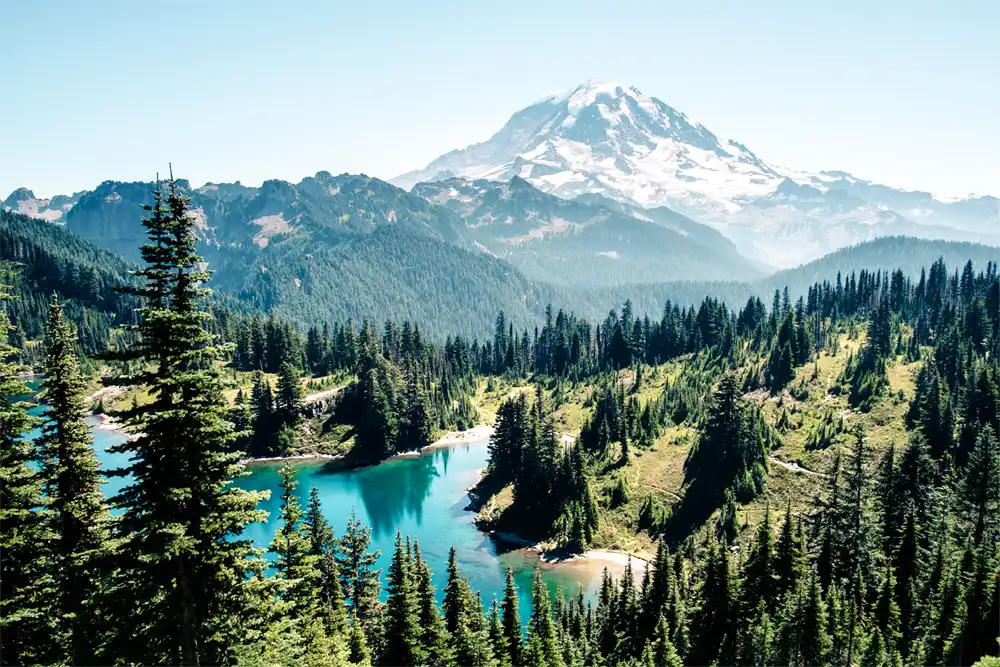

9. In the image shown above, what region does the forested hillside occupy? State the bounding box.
[0,209,140,358]
[411,176,763,286]
[1,176,998,667]
[765,237,1000,296]
[9,174,1000,343]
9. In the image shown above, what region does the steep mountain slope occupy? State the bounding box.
[0,209,140,355]
[393,79,1000,267]
[412,176,764,285]
[571,191,747,259]
[791,170,1000,234]
[223,225,567,339]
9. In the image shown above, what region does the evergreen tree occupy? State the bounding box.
[335,509,382,632]
[443,546,468,637]
[0,280,48,665]
[380,532,426,666]
[249,370,276,456]
[104,177,267,665]
[523,567,563,667]
[488,396,526,484]
[487,598,510,667]
[348,617,372,666]
[774,501,806,602]
[963,425,1000,548]
[412,540,453,666]
[37,295,111,665]
[275,360,304,427]
[398,367,431,452]
[836,428,878,592]
[876,444,900,549]
[742,501,777,618]
[442,547,495,667]
[649,615,683,667]
[501,568,523,666]
[874,565,902,654]
[742,602,774,667]
[304,488,347,636]
[269,466,321,617]
[692,540,737,665]
[861,627,894,667]
[798,570,832,667]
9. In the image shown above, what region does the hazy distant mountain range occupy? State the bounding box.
[4,170,761,287]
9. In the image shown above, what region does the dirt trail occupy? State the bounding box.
[303,385,346,404]
[85,386,126,405]
[769,455,826,477]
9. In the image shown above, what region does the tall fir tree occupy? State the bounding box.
[267,466,342,665]
[443,546,495,666]
[742,500,777,614]
[275,360,304,427]
[774,501,806,603]
[104,177,268,665]
[37,295,111,665]
[380,532,426,666]
[523,567,564,667]
[501,567,523,666]
[798,570,832,667]
[304,487,347,637]
[411,540,453,666]
[0,279,49,665]
[334,509,382,635]
[269,466,321,617]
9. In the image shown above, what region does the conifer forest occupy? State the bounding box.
[1,174,998,667]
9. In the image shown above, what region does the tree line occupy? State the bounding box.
[1,177,997,665]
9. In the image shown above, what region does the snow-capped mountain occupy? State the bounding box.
[393,79,1000,268]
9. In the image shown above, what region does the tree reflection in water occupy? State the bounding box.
[347,452,439,540]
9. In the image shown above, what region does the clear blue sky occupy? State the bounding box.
[3,0,997,199]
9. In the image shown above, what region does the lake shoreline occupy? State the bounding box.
[241,424,495,467]
[486,530,650,577]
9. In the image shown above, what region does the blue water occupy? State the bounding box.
[236,443,604,617]
[29,388,610,621]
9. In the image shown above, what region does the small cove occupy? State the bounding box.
[30,385,636,622]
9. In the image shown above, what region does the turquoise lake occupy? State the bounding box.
[33,393,627,622]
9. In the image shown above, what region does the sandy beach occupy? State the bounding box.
[539,549,649,582]
[92,413,123,431]
[425,424,494,450]
[488,529,648,580]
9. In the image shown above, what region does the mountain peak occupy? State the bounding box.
[540,79,637,107]
[391,77,764,211]
[392,81,1000,268]
[4,187,36,205]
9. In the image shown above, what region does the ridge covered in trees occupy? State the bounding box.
[0,177,997,666]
